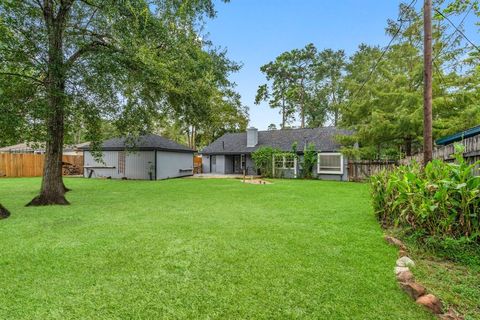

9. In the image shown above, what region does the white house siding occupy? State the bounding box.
[126,151,155,180]
[84,151,155,179]
[83,151,120,178]
[156,151,193,179]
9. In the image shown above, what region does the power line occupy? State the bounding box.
[345,0,418,109]
[434,7,480,52]
[433,4,473,62]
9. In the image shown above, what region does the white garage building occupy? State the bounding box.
[81,134,195,180]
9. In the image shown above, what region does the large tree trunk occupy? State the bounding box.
[28,4,69,206]
[28,107,68,206]
[0,203,10,219]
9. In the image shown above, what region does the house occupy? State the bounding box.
[200,127,352,181]
[0,142,88,155]
[80,134,195,180]
[436,125,480,146]
[434,125,480,173]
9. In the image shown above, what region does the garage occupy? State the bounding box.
[81,134,195,180]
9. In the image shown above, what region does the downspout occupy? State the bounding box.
[82,149,85,177]
[154,150,157,180]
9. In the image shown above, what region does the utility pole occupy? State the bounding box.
[423,0,433,164]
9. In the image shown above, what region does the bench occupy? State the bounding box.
[84,166,116,178]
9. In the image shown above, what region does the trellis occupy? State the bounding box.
[272,152,297,178]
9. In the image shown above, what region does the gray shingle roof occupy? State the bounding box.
[200,127,352,154]
[80,134,194,153]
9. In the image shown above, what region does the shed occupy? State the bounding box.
[80,134,195,180]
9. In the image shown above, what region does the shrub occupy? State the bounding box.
[301,143,317,179]
[251,146,281,177]
[252,145,299,178]
[371,145,480,243]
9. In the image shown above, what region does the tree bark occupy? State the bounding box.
[404,137,413,156]
[0,203,10,219]
[281,84,287,129]
[423,0,433,164]
[28,2,69,206]
[300,80,305,128]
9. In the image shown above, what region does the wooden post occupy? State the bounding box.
[423,0,433,164]
[294,156,297,178]
[272,154,275,177]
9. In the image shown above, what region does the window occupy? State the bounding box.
[318,153,343,174]
[240,154,246,169]
[274,154,296,169]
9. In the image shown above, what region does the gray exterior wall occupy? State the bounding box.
[156,151,193,179]
[127,151,155,180]
[202,154,227,174]
[215,155,226,173]
[224,156,234,174]
[245,155,256,175]
[84,151,120,178]
[200,152,349,180]
[248,153,348,180]
[83,151,154,179]
[202,155,211,173]
[312,155,349,181]
[201,154,256,175]
[84,150,192,180]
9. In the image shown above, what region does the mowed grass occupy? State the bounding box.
[0,178,433,319]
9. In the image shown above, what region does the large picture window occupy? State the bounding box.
[317,153,343,174]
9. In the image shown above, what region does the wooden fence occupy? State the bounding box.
[194,155,202,174]
[401,134,480,165]
[348,160,398,182]
[0,154,83,177]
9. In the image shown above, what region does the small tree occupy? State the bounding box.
[301,143,317,179]
[251,147,280,178]
[0,203,10,219]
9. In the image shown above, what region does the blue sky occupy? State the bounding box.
[204,0,479,130]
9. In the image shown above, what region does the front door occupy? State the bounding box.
[211,155,216,173]
[233,155,241,173]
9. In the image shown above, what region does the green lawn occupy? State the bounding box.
[0,178,433,319]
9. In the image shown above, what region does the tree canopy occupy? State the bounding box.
[0,0,245,205]
[257,1,480,160]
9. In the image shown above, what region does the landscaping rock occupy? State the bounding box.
[396,270,414,283]
[384,236,407,250]
[398,249,408,257]
[395,266,409,275]
[400,282,426,300]
[396,256,415,268]
[416,294,443,314]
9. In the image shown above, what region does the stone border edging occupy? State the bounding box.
[384,236,464,320]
